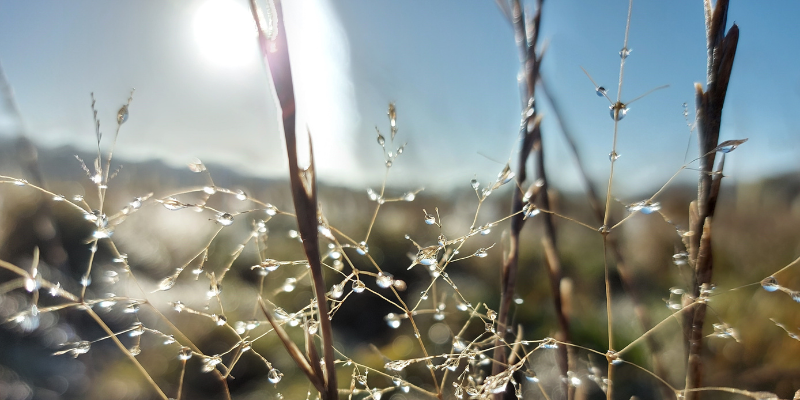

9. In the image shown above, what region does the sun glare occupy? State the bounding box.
[194,0,257,68]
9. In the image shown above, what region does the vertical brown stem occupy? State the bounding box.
[684,1,738,398]
[493,1,570,399]
[250,1,338,398]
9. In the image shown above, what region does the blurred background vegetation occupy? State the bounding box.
[1,133,799,399]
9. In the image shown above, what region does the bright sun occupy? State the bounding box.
[194,0,257,68]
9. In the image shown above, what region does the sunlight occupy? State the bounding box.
[193,0,257,68]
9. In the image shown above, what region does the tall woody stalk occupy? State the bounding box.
[249,1,338,399]
[493,0,571,398]
[684,1,738,398]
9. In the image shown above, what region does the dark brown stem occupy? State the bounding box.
[684,1,738,398]
[249,1,338,398]
[493,1,570,399]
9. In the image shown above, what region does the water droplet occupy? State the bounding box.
[163,335,176,345]
[627,200,661,214]
[424,213,436,225]
[596,86,607,97]
[474,248,488,258]
[330,283,344,299]
[485,322,495,333]
[403,192,415,201]
[129,345,141,356]
[761,276,780,292]
[606,350,623,365]
[487,309,497,320]
[433,311,445,321]
[117,105,129,124]
[73,195,84,202]
[13,178,28,186]
[282,278,297,292]
[130,322,145,337]
[714,138,748,154]
[235,190,247,201]
[385,160,393,168]
[470,179,480,190]
[214,314,227,326]
[207,282,222,298]
[352,280,366,293]
[791,291,800,303]
[673,252,689,266]
[268,368,283,384]
[542,337,558,349]
[188,161,206,172]
[385,313,401,329]
[609,103,628,121]
[160,198,186,211]
[376,272,394,289]
[619,47,631,59]
[356,241,369,255]
[203,186,216,195]
[497,164,515,184]
[479,224,493,235]
[170,301,186,312]
[124,302,140,314]
[523,203,541,219]
[377,134,385,146]
[383,360,411,372]
[304,319,318,335]
[52,194,66,202]
[216,212,234,226]
[566,371,582,387]
[156,276,176,291]
[609,151,620,161]
[178,346,192,360]
[201,356,222,373]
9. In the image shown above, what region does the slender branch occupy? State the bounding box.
[249,1,337,398]
[684,1,738,398]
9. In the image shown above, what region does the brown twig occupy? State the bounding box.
[249,1,338,398]
[493,0,571,399]
[684,1,739,398]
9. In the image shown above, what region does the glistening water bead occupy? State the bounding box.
[761,276,780,292]
[267,368,283,384]
[609,103,628,121]
[376,272,394,288]
[216,212,234,226]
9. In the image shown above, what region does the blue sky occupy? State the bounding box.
[0,0,798,195]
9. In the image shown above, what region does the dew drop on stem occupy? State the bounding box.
[376,272,394,289]
[619,47,631,59]
[178,346,192,360]
[761,276,780,292]
[330,283,344,299]
[268,368,283,384]
[596,86,607,97]
[117,105,129,124]
[609,103,628,121]
[215,212,234,226]
[352,280,366,293]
